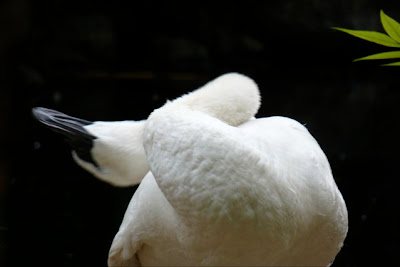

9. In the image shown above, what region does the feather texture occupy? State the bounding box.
[33,73,348,266]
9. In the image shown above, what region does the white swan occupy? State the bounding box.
[33,73,348,266]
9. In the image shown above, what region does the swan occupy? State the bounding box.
[32,73,348,266]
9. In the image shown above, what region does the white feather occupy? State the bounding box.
[71,73,347,266]
[73,120,149,187]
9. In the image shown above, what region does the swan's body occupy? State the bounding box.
[33,73,348,266]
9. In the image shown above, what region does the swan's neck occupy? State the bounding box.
[167,73,260,126]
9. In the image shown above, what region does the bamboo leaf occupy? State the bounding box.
[354,51,400,61]
[381,61,400,66]
[380,10,400,43]
[333,27,400,47]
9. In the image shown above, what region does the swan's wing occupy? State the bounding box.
[108,171,177,266]
[143,108,348,265]
[143,107,269,222]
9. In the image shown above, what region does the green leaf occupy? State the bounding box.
[380,10,400,43]
[333,27,400,47]
[354,51,400,61]
[381,61,400,66]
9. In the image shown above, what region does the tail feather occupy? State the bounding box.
[32,107,98,167]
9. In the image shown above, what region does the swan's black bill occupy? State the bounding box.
[32,107,98,167]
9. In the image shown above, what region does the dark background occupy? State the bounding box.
[1,0,399,266]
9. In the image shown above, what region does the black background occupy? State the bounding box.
[1,0,400,266]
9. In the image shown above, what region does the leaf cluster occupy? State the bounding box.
[334,10,400,66]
